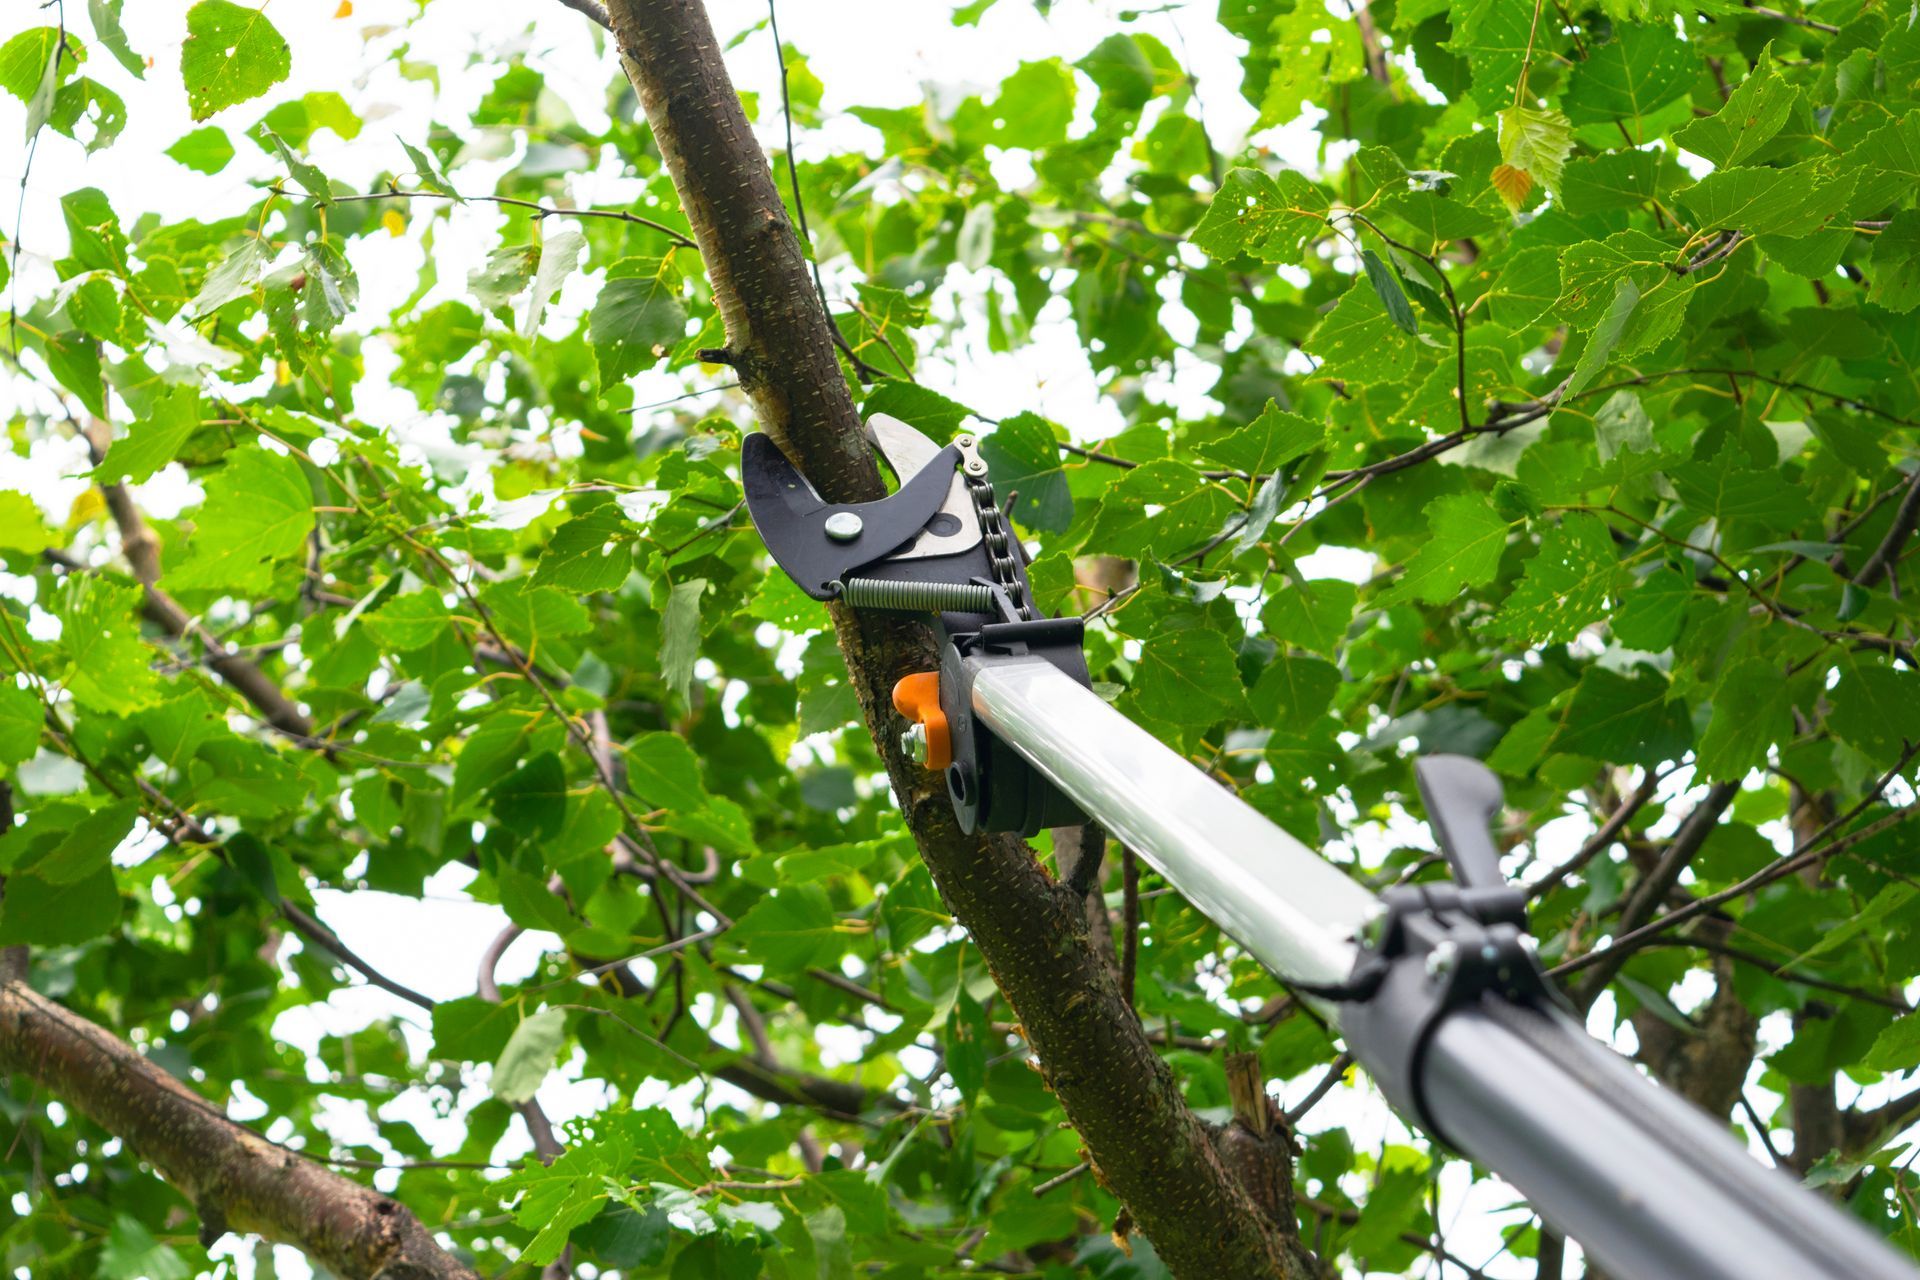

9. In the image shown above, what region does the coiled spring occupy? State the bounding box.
[839,577,996,613]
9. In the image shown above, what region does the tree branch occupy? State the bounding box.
[1851,467,1920,588]
[0,981,476,1279]
[553,0,613,30]
[1574,781,1738,1005]
[601,4,1313,1275]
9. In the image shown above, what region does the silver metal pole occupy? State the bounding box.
[966,655,1918,1280]
[968,657,1378,991]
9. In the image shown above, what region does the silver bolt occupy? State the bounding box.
[900,722,929,765]
[824,511,864,542]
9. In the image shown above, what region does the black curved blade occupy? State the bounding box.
[741,432,963,599]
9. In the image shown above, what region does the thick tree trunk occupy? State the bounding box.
[0,981,474,1280]
[601,4,1310,1275]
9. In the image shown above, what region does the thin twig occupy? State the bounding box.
[1743,0,1841,32]
[1553,753,1920,980]
[1853,468,1920,588]
[1739,1092,1786,1167]
[1529,769,1666,900]
[552,0,613,30]
[1032,1160,1091,1196]
[308,187,695,248]
[1285,1052,1353,1125]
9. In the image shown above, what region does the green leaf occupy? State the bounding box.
[360,591,452,652]
[29,799,138,884]
[1611,564,1690,650]
[261,127,330,199]
[95,387,200,485]
[1563,25,1693,124]
[1128,626,1250,726]
[1559,149,1658,215]
[1844,112,1920,212]
[730,885,843,971]
[432,996,522,1063]
[1190,167,1330,265]
[988,59,1076,148]
[1546,666,1693,767]
[0,491,53,555]
[532,496,634,593]
[1445,0,1537,107]
[1675,162,1855,239]
[1493,106,1572,210]
[58,577,161,713]
[88,0,144,79]
[660,578,708,703]
[492,1006,567,1104]
[1306,277,1429,386]
[978,412,1074,534]
[261,91,361,147]
[1082,460,1237,559]
[1674,51,1795,168]
[1696,657,1790,782]
[99,1215,187,1280]
[862,383,974,444]
[1564,277,1638,397]
[492,752,568,841]
[1251,655,1340,729]
[1488,513,1620,645]
[1379,495,1511,607]
[1236,470,1285,553]
[625,732,707,813]
[166,446,314,594]
[181,1,291,122]
[945,991,991,1105]
[1361,249,1419,334]
[1261,579,1357,655]
[1487,244,1563,328]
[1557,231,1691,358]
[43,331,104,417]
[521,228,585,339]
[184,234,268,318]
[590,260,688,386]
[0,865,120,945]
[1670,443,1815,531]
[0,683,41,768]
[1866,1014,1920,1073]
[1827,657,1920,758]
[1076,34,1155,112]
[0,30,62,106]
[1869,211,1920,315]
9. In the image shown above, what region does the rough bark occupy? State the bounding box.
[1630,955,1758,1123]
[0,981,475,1279]
[600,3,1309,1275]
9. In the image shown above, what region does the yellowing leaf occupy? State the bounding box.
[1490,164,1534,211]
[381,207,405,236]
[1494,106,1572,211]
[333,0,352,14]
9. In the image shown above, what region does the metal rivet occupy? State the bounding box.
[824,511,864,542]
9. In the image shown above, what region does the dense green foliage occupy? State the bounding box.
[3,0,1920,1276]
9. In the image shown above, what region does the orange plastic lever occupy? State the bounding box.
[890,671,952,771]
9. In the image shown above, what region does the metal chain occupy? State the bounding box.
[951,433,1034,622]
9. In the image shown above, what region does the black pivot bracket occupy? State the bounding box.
[740,414,1091,836]
[1337,755,1562,1147]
